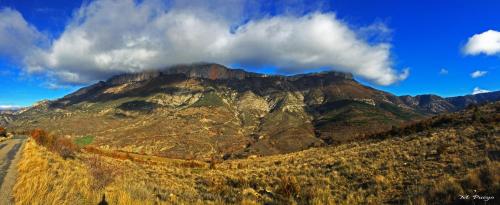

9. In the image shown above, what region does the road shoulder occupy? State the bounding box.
[0,139,26,205]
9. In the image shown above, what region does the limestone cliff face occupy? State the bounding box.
[107,71,162,85]
[164,64,262,80]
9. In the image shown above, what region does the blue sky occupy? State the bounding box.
[0,0,499,107]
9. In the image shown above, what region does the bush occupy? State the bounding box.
[30,129,78,159]
[0,127,6,137]
[84,155,115,190]
[31,129,52,146]
[53,137,77,159]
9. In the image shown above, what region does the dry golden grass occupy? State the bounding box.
[13,140,97,205]
[11,103,500,204]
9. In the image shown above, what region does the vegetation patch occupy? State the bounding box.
[117,100,158,112]
[74,135,95,147]
[378,102,420,120]
[192,92,225,107]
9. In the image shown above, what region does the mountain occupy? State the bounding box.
[399,91,500,114]
[5,63,499,160]
[0,113,13,126]
[0,108,23,126]
[446,91,500,109]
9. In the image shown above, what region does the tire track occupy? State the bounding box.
[0,138,25,205]
[0,142,21,185]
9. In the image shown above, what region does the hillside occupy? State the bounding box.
[12,102,500,204]
[400,92,500,114]
[5,64,499,160]
[4,64,421,159]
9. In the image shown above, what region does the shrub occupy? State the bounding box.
[0,127,6,137]
[31,129,51,146]
[85,155,115,190]
[30,129,78,159]
[53,137,78,159]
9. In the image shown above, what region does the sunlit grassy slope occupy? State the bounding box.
[12,103,499,204]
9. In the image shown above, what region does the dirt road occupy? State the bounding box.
[0,137,25,205]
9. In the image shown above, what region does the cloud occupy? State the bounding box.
[0,8,46,62]
[0,105,22,110]
[472,87,491,95]
[1,0,408,86]
[470,70,487,78]
[463,30,500,56]
[439,68,448,75]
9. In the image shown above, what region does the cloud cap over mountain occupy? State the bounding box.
[0,0,409,86]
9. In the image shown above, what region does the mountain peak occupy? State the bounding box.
[104,63,355,85]
[163,63,263,80]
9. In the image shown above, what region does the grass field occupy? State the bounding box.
[11,103,500,204]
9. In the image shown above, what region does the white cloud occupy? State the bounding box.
[470,70,487,78]
[0,105,22,110]
[1,0,408,86]
[0,8,46,63]
[439,68,448,75]
[472,87,491,95]
[463,30,500,56]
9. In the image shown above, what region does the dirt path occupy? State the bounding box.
[0,137,26,205]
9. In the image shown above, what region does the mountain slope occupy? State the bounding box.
[5,63,498,159]
[13,101,500,204]
[399,91,500,114]
[446,91,500,109]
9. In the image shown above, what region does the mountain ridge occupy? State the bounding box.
[3,63,499,160]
